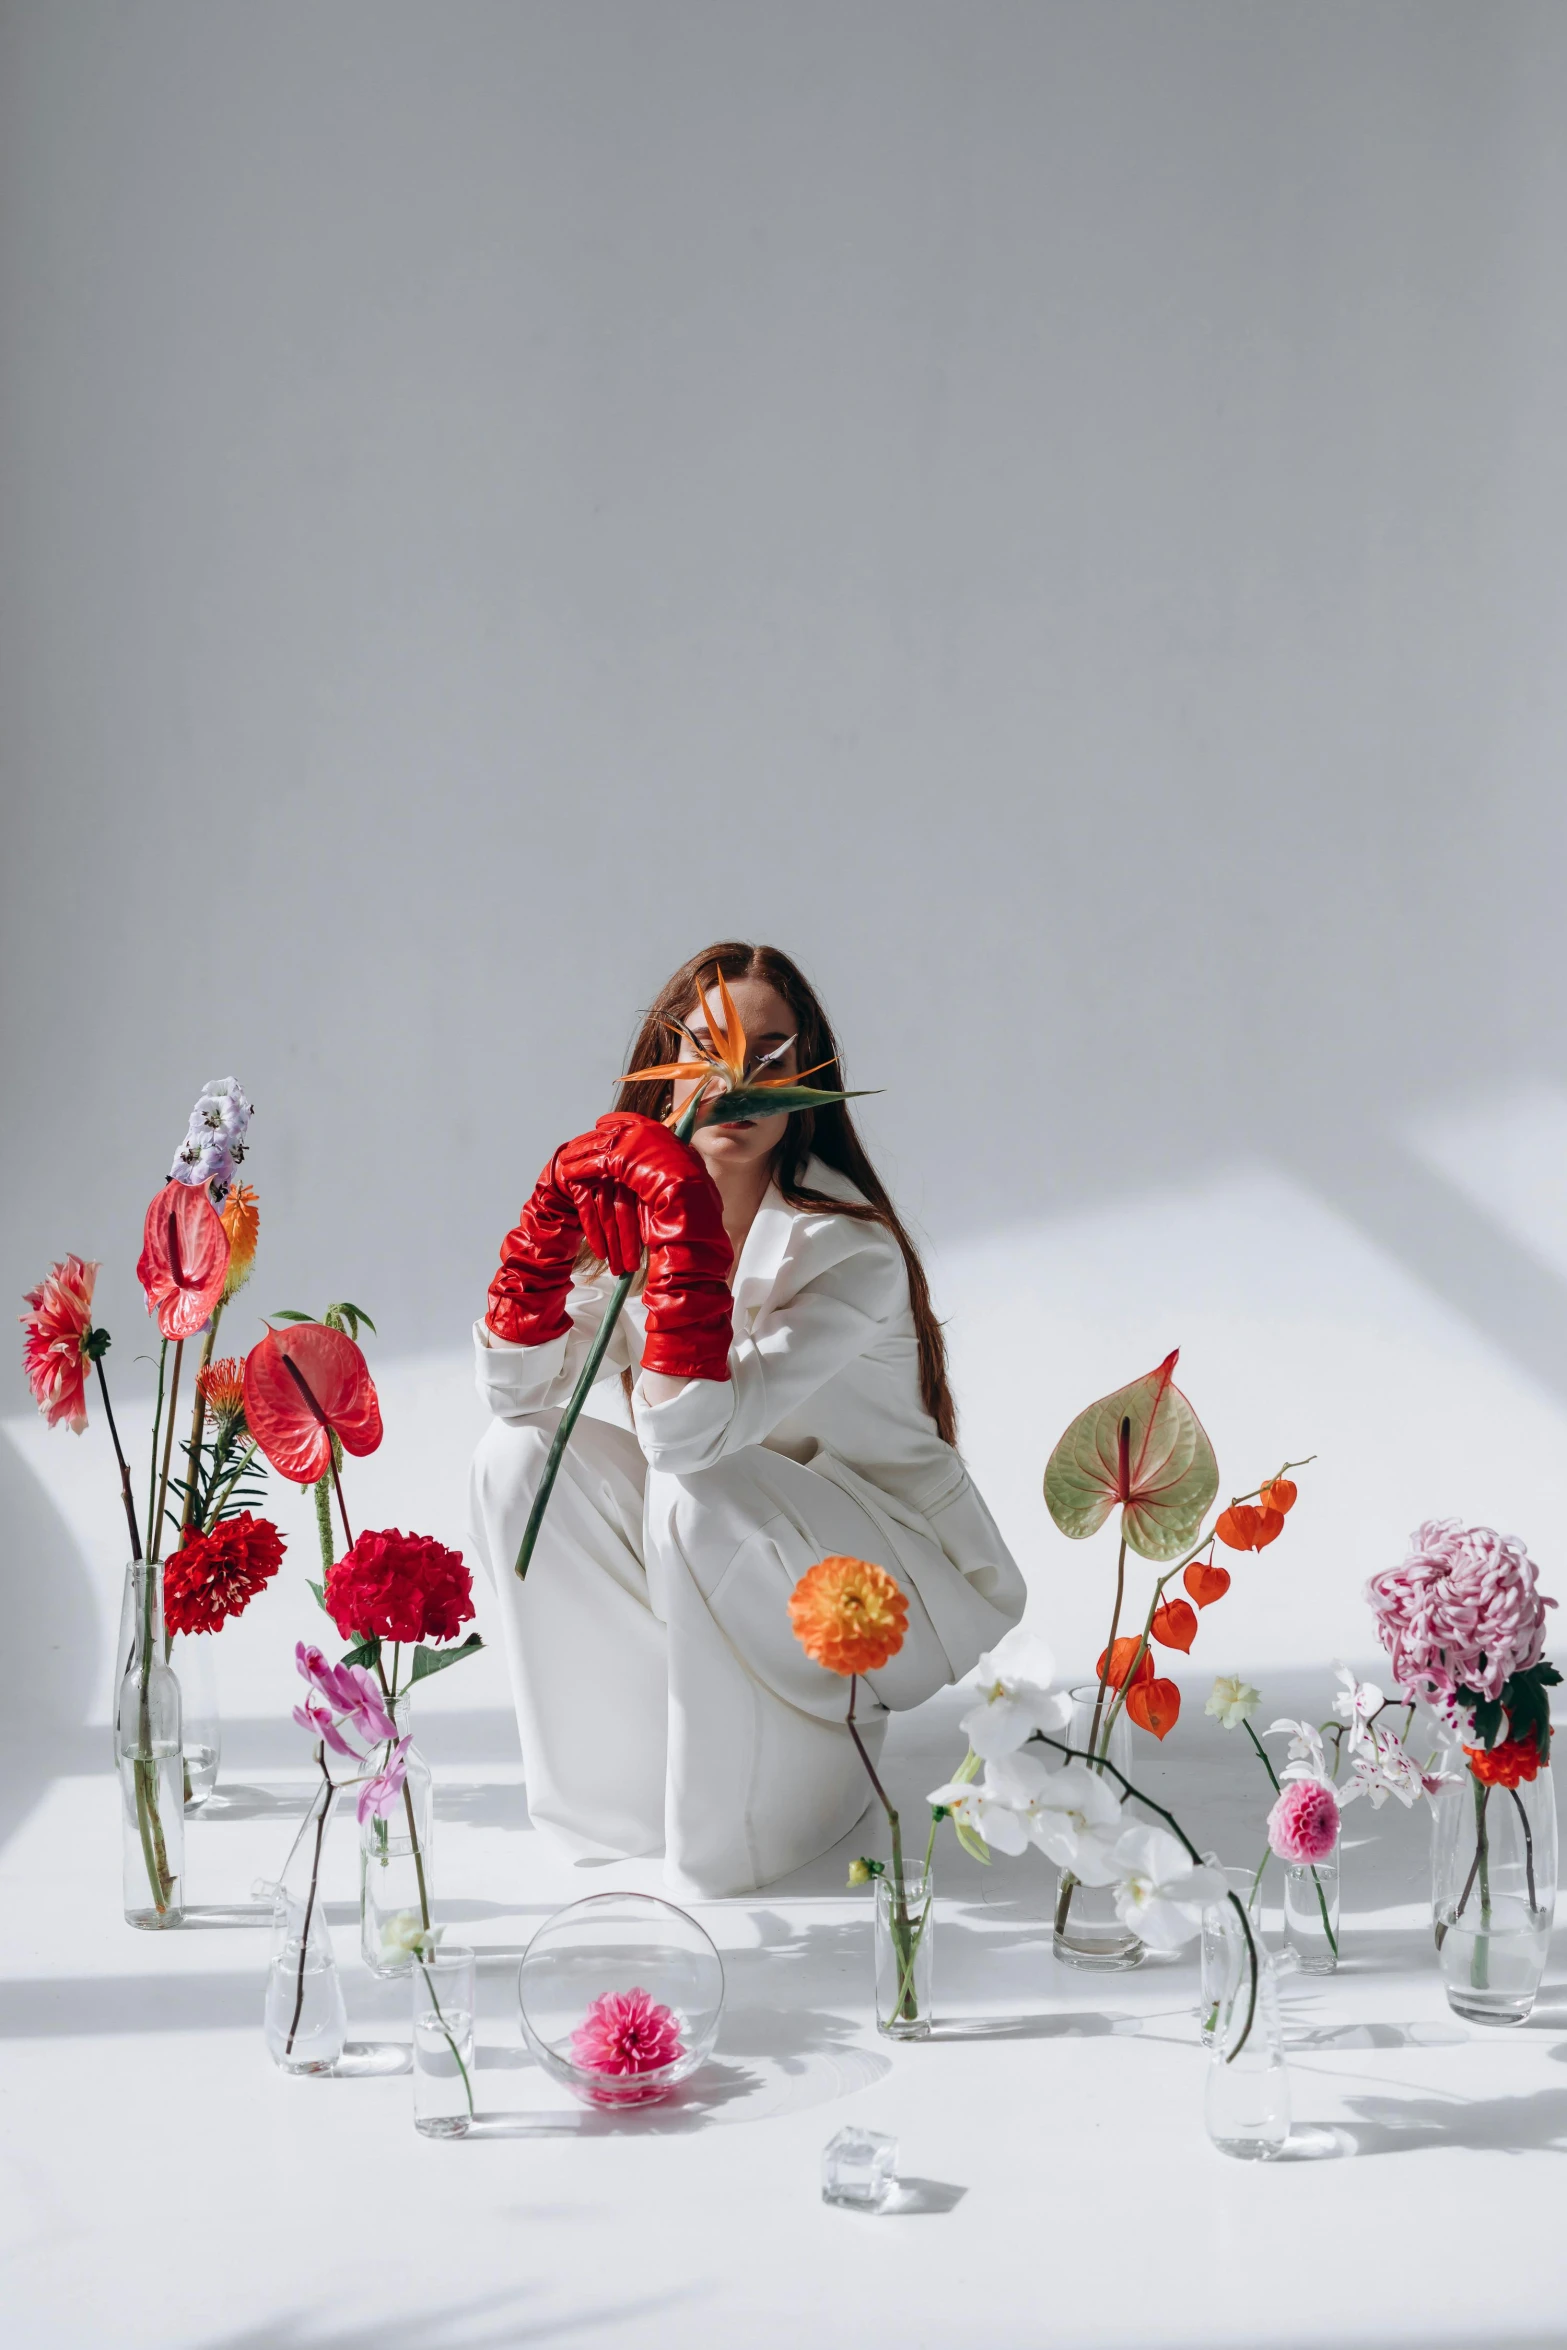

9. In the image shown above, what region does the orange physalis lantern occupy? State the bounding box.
[1126,1678,1181,1739]
[1184,1558,1231,1609]
[1150,1599,1198,1654]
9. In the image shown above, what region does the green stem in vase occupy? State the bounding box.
[286,1755,334,2058]
[145,1339,168,1558]
[417,1955,475,2118]
[1473,1775,1492,1991]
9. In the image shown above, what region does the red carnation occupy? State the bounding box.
[325,1528,474,1647]
[164,1513,285,1636]
[1464,1733,1543,1790]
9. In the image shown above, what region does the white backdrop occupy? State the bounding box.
[5,1,1567,1753]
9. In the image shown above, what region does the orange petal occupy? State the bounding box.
[1260,1477,1297,1515]
[1150,1599,1198,1654]
[1096,1636,1154,1690]
[1126,1677,1181,1739]
[1254,1506,1285,1549]
[1215,1503,1262,1551]
[1184,1559,1231,1608]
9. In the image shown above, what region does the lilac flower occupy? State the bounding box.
[170,1076,252,1202]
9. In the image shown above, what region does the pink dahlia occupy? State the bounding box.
[1267,1776,1340,1864]
[1366,1519,1555,1724]
[569,1987,684,2097]
[20,1256,99,1433]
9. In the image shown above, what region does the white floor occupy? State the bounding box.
[5,1677,1567,2350]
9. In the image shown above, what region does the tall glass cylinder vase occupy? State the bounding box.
[1053,1683,1141,1968]
[1283,1850,1340,1975]
[1433,1756,1557,2024]
[114,1561,184,1929]
[360,1694,435,1975]
[1199,1862,1263,2046]
[874,1866,933,2038]
[1204,1929,1291,2162]
[171,1630,221,1811]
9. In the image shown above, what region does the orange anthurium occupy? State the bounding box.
[1216,1502,1285,1553]
[1126,1677,1181,1739]
[1184,1558,1231,1608]
[136,1180,231,1340]
[1260,1477,1297,1515]
[242,1323,383,1483]
[1097,1636,1154,1691]
[1150,1599,1198,1654]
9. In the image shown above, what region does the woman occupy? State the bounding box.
[469,942,1025,1898]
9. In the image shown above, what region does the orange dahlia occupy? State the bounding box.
[788,1555,908,1676]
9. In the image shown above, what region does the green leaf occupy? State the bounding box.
[306,1578,327,1614]
[410,1632,485,1684]
[694,1084,879,1128]
[269,1309,317,1324]
[953,1819,992,1865]
[341,1633,382,1672]
[1043,1350,1219,1562]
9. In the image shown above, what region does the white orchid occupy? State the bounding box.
[959,1627,1069,1760]
[1105,1824,1227,1952]
[1267,1716,1331,1784]
[1331,1665,1384,1754]
[980,1751,1123,1873]
[925,1772,1029,1854]
[1205,1675,1261,1731]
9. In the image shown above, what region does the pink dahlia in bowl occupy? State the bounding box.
[1267,1776,1341,1865]
[569,1987,685,2104]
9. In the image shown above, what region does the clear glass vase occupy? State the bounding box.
[1284,1849,1340,1975]
[874,1866,933,2039]
[172,1631,221,1811]
[1433,1758,1557,2024]
[114,1561,184,1929]
[360,1694,435,1976]
[1199,1862,1263,2046]
[264,1879,347,2074]
[517,1892,725,2107]
[413,1944,477,2136]
[1204,1915,1291,2161]
[1053,1684,1141,1969]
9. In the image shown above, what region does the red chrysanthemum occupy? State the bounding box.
[324,1527,474,1646]
[164,1512,285,1635]
[1464,1734,1543,1790]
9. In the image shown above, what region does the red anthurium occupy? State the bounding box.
[1150,1599,1198,1654]
[1260,1477,1297,1515]
[136,1180,231,1340]
[1096,1636,1154,1690]
[1184,1558,1231,1608]
[1126,1677,1181,1739]
[243,1323,383,1483]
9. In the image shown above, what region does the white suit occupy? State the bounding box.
[468,1156,1025,1897]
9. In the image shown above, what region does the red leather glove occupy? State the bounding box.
[485,1153,583,1346]
[560,1113,734,1382]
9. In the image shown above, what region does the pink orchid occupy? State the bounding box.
[355,1734,412,1824]
[293,1642,396,1746]
[291,1694,359,1758]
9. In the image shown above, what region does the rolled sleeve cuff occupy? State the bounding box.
[631,1373,737,1472]
[473,1316,568,1417]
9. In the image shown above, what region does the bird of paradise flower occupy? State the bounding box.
[512,968,872,1581]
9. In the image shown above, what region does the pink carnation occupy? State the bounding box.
[1267,1776,1340,1864]
[1366,1519,1554,1726]
[569,1987,684,2102]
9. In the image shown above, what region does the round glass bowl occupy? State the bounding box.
[517,1892,724,2107]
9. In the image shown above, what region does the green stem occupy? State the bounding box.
[203,1438,260,1534]
[149,1339,184,1562]
[313,1458,337,1574]
[1243,1719,1282,1793]
[95,1356,142,1562]
[416,1956,475,2118]
[1034,1731,1258,2060]
[1508,1783,1539,1912]
[180,1305,224,1534]
[286,1756,334,2057]
[145,1339,168,1557]
[1473,1776,1492,1991]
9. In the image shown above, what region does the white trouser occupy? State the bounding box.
[469,1411,966,1898]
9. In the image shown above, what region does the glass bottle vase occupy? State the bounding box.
[1204,1933,1291,2161]
[1432,1758,1557,2024]
[874,1866,933,2038]
[1199,1862,1263,2046]
[1053,1684,1142,1969]
[265,1876,347,2074]
[360,1694,435,1975]
[114,1561,184,1929]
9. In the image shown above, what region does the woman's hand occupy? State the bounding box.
[560,1114,735,1383]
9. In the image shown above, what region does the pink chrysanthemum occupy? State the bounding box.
[20,1256,99,1433]
[1366,1519,1555,1725]
[569,1987,684,2098]
[1267,1776,1340,1864]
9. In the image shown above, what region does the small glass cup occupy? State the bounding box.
[1199,1863,1262,2047]
[412,1944,476,2137]
[264,1891,346,2075]
[1053,1685,1142,1969]
[874,1868,933,2039]
[1283,1850,1340,1975]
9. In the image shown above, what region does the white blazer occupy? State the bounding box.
[474,1155,1026,1656]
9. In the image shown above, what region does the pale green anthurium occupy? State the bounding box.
[1043,1349,1218,1562]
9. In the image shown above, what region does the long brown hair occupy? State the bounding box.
[614,941,957,1446]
